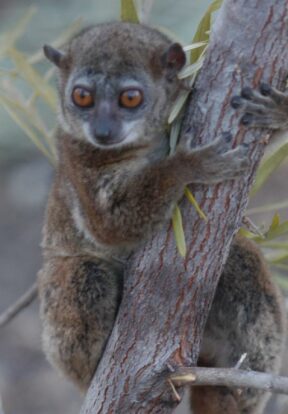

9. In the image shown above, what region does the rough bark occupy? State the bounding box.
[81,0,288,412]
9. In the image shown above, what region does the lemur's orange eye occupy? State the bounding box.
[72,87,94,108]
[119,89,143,109]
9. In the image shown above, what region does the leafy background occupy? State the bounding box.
[0,1,288,413]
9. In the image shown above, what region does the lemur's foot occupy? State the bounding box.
[231,83,288,130]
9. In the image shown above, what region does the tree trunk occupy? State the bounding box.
[81,0,288,412]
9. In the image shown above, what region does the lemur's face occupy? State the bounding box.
[44,22,186,149]
[58,68,163,148]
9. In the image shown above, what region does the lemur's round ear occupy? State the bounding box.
[43,45,67,69]
[161,43,186,72]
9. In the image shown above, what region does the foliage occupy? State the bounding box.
[190,0,222,63]
[168,0,221,255]
[0,8,82,164]
[251,141,288,196]
[121,0,139,23]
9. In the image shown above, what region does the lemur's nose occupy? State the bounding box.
[94,119,111,139]
[93,101,112,140]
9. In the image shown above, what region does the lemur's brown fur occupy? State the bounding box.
[191,235,285,414]
[38,21,286,412]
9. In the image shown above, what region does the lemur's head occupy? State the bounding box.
[44,22,186,149]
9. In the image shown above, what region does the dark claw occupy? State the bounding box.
[231,96,243,109]
[260,82,271,96]
[241,87,253,100]
[241,113,253,126]
[223,132,233,143]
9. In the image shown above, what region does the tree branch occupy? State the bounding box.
[81,0,288,412]
[0,283,37,328]
[169,367,288,395]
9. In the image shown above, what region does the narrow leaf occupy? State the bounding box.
[251,142,288,196]
[183,41,207,52]
[0,96,55,164]
[260,241,288,250]
[7,48,57,110]
[184,188,207,221]
[169,118,182,155]
[0,7,37,56]
[238,228,257,239]
[168,90,190,124]
[172,206,187,257]
[247,198,288,215]
[121,0,139,23]
[178,57,205,80]
[242,216,264,238]
[191,0,223,63]
[256,220,288,243]
[269,252,288,264]
[269,212,280,232]
[0,88,55,152]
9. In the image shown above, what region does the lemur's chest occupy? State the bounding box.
[67,165,140,248]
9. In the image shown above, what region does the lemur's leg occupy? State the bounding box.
[191,236,285,414]
[38,255,122,391]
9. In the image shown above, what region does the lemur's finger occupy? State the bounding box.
[240,111,288,129]
[231,96,269,115]
[259,82,288,104]
[242,87,275,105]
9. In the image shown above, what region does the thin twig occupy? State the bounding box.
[242,216,265,238]
[169,367,288,395]
[0,282,38,328]
[168,379,181,402]
[234,353,247,369]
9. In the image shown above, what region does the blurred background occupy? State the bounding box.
[0,1,288,413]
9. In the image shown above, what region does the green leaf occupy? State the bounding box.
[247,198,288,215]
[172,206,187,257]
[183,41,207,52]
[7,48,57,110]
[238,228,257,239]
[269,252,288,264]
[0,7,37,56]
[0,95,55,164]
[121,0,139,23]
[178,57,205,79]
[266,220,288,241]
[169,118,182,155]
[184,188,207,221]
[269,212,280,232]
[255,220,288,243]
[251,142,288,196]
[260,241,288,250]
[168,90,190,124]
[240,215,288,243]
[191,0,223,63]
